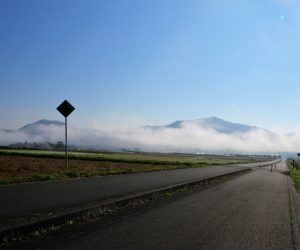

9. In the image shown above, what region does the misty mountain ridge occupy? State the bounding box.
[17,119,64,136]
[4,117,273,136]
[144,117,272,135]
[0,117,288,154]
[19,119,64,131]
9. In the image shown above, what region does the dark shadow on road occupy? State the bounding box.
[277,170,290,176]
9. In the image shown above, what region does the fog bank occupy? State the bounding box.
[1,122,299,154]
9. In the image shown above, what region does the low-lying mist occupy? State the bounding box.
[1,122,299,154]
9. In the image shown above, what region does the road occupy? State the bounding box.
[37,161,292,250]
[0,161,275,225]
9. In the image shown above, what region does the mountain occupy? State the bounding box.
[0,120,67,150]
[13,117,274,138]
[0,117,282,154]
[18,119,64,136]
[4,117,269,136]
[145,117,272,135]
[19,119,64,131]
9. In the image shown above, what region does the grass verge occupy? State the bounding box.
[288,160,300,191]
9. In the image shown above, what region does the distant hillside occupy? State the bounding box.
[20,119,64,129]
[145,117,272,135]
[19,119,64,133]
[0,117,283,154]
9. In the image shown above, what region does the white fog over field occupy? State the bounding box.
[1,118,300,154]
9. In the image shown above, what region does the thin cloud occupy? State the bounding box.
[1,122,300,154]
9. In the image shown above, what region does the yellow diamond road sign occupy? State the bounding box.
[57,100,75,118]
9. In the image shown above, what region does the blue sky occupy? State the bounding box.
[1,0,300,133]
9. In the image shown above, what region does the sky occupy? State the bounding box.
[1,0,300,134]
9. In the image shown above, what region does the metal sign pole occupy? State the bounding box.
[65,117,68,170]
[57,100,75,171]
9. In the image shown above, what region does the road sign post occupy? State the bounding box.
[65,116,68,170]
[57,100,75,170]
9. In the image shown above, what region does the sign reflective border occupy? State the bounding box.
[57,100,75,118]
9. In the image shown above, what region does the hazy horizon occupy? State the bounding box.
[1,117,300,154]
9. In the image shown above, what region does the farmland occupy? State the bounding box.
[0,148,271,185]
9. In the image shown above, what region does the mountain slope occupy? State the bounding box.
[0,117,280,153]
[19,119,64,135]
[145,117,270,135]
[19,119,64,131]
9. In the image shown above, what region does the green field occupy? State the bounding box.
[0,148,272,185]
[0,149,269,166]
[288,160,300,191]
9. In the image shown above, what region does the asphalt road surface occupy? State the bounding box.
[0,161,276,225]
[38,160,292,250]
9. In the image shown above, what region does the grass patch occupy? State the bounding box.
[290,168,300,191]
[0,174,57,185]
[288,160,300,191]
